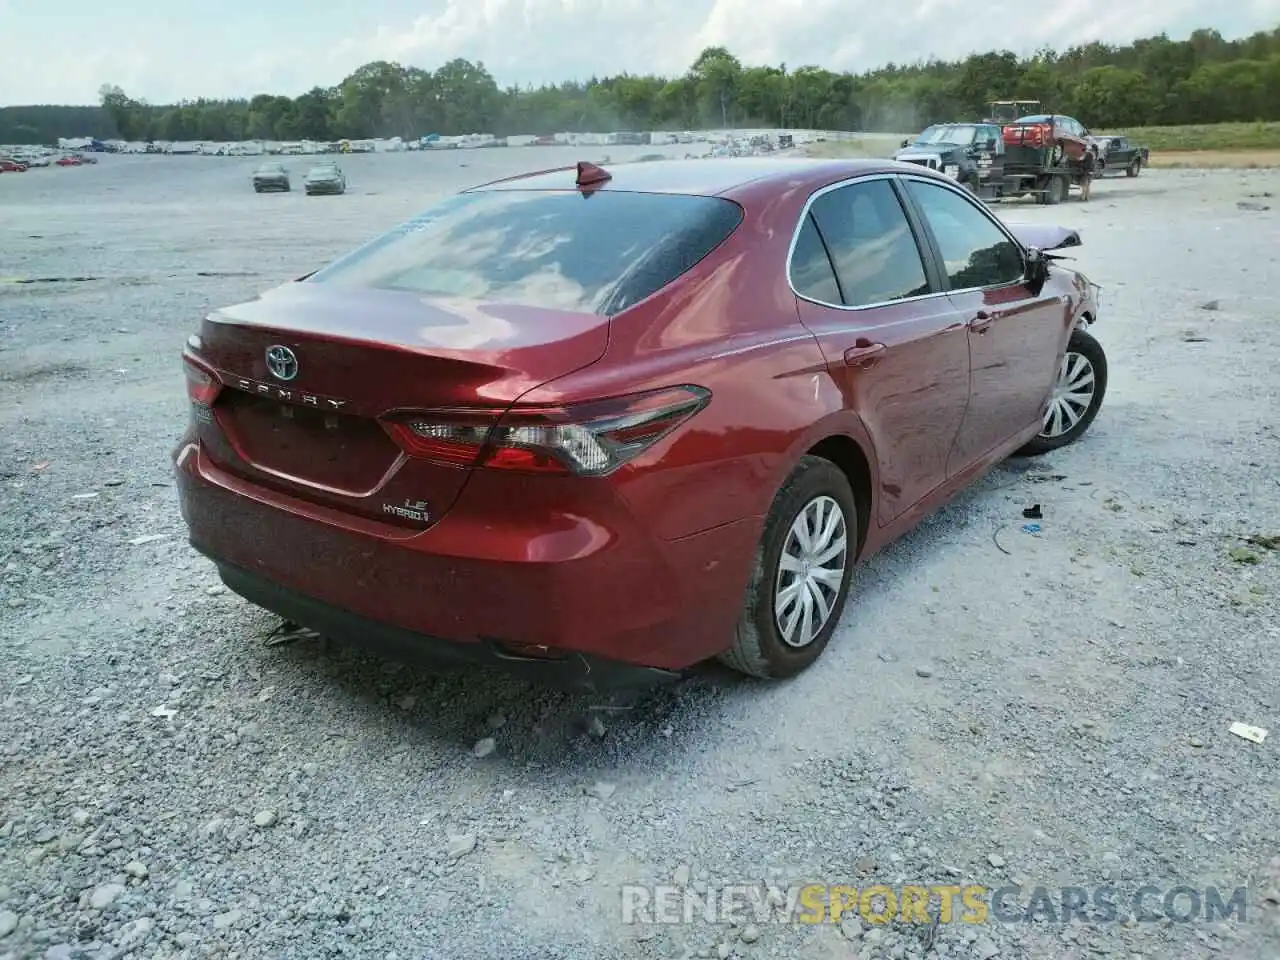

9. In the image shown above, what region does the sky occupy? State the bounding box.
[2,0,1278,106]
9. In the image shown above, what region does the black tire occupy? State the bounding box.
[1126,158,1141,178]
[1017,328,1108,456]
[1044,173,1068,205]
[718,455,858,679]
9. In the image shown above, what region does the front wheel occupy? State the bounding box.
[718,456,858,679]
[1017,328,1108,456]
[1126,158,1141,178]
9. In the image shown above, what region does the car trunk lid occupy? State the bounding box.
[189,282,609,528]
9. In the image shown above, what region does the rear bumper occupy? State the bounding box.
[174,442,759,684]
[208,556,678,690]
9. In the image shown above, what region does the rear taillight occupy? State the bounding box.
[183,353,222,406]
[382,385,711,476]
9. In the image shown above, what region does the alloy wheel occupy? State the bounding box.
[774,495,848,648]
[1041,350,1096,438]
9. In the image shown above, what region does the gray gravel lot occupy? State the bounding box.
[1,150,1279,960]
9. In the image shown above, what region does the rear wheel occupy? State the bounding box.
[1017,328,1108,456]
[718,456,858,679]
[1043,173,1068,204]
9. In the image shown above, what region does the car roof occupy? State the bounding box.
[467,157,913,198]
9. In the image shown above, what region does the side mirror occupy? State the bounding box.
[901,139,910,148]
[1024,246,1050,295]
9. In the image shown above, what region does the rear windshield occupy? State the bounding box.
[305,189,744,315]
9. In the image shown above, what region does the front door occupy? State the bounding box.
[790,175,973,527]
[899,176,1071,472]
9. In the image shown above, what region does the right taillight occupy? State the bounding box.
[382,385,711,476]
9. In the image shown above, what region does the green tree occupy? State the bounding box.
[1073,66,1158,127]
[5,26,1280,147]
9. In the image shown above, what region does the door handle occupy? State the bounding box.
[970,310,996,334]
[843,339,886,367]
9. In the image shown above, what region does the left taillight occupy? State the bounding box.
[382,384,712,477]
[183,352,222,406]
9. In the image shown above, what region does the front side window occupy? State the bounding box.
[905,180,1025,290]
[807,179,931,308]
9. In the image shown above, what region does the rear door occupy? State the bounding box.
[791,175,972,527]
[899,175,1070,470]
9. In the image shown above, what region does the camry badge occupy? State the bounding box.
[265,345,298,381]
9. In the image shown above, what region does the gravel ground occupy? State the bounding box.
[1,151,1279,960]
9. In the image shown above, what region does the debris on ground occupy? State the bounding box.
[1228,723,1267,744]
[1022,504,1043,519]
[264,620,321,646]
[447,833,477,859]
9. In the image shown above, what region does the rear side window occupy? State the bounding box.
[790,214,842,305]
[307,189,743,315]
[808,179,931,307]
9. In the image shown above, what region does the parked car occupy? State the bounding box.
[893,122,1003,192]
[304,162,346,195]
[54,155,82,166]
[1088,135,1150,177]
[252,162,291,193]
[0,157,28,172]
[174,158,1106,689]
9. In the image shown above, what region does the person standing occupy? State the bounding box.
[1079,148,1097,201]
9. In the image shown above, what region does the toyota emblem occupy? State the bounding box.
[265,345,298,381]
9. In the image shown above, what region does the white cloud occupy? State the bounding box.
[1,0,1276,105]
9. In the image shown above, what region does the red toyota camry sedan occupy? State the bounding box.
[174,157,1105,689]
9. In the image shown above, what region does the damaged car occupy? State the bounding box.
[174,158,1106,691]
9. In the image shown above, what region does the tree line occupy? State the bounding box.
[1,26,1278,146]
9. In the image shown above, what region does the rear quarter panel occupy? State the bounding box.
[513,175,878,542]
